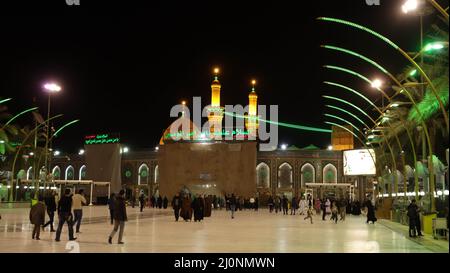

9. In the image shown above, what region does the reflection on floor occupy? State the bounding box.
[0,206,446,253]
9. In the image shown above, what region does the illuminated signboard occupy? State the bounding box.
[343,149,376,176]
[84,133,120,145]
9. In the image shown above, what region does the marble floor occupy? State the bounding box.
[0,206,447,253]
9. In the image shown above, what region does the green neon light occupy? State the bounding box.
[53,120,80,137]
[0,98,12,105]
[322,95,374,122]
[4,107,39,127]
[409,69,417,77]
[324,113,361,133]
[224,112,332,133]
[324,65,372,85]
[165,129,251,139]
[324,81,377,109]
[85,138,120,145]
[325,105,366,126]
[318,17,399,50]
[424,42,444,52]
[321,45,388,73]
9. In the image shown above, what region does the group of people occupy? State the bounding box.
[267,195,313,215]
[29,188,87,241]
[170,193,213,222]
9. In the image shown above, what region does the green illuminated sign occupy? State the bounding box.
[140,170,148,177]
[84,133,120,145]
[125,170,131,178]
[164,129,252,140]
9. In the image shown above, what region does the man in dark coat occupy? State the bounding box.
[268,196,274,213]
[204,195,212,217]
[157,196,163,209]
[139,191,146,212]
[282,195,289,215]
[109,190,127,244]
[171,193,182,221]
[30,195,46,240]
[407,199,419,237]
[181,195,192,221]
[365,199,377,224]
[163,196,168,209]
[192,194,205,222]
[321,199,327,220]
[55,189,76,242]
[151,196,156,208]
[43,190,57,232]
[290,196,298,215]
[107,193,116,224]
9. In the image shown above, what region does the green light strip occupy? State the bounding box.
[324,65,371,85]
[53,119,80,137]
[324,113,361,133]
[322,95,374,123]
[4,107,38,127]
[324,81,378,109]
[317,17,399,50]
[321,45,388,73]
[223,112,332,133]
[0,98,12,105]
[325,105,366,126]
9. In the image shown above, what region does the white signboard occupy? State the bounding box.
[343,149,376,176]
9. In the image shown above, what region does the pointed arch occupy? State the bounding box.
[278,162,293,188]
[26,167,33,180]
[301,162,316,186]
[154,165,159,184]
[79,165,87,180]
[323,163,337,183]
[138,163,149,185]
[256,162,270,188]
[65,165,74,180]
[52,166,61,180]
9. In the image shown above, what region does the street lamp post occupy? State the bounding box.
[43,82,61,187]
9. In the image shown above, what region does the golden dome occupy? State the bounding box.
[159,117,201,145]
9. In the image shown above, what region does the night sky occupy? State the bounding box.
[0,0,440,154]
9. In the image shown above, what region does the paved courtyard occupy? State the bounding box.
[0,206,447,253]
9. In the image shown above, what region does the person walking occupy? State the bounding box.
[139,191,145,212]
[157,196,163,209]
[415,198,424,236]
[407,199,419,237]
[304,206,314,224]
[163,196,169,209]
[298,197,307,215]
[282,195,289,215]
[315,198,321,215]
[30,195,46,240]
[321,199,327,221]
[171,193,182,221]
[229,194,237,219]
[290,196,298,215]
[274,196,281,214]
[365,198,377,224]
[72,189,87,234]
[151,196,156,208]
[108,190,127,244]
[268,196,274,213]
[254,197,259,211]
[331,201,338,224]
[339,198,347,221]
[192,194,205,222]
[180,195,192,221]
[55,188,76,242]
[43,190,57,232]
[107,193,116,225]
